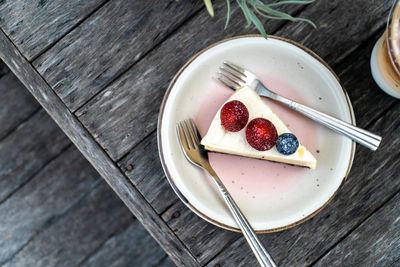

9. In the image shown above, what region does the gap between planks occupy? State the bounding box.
[0,142,72,206]
[75,210,134,266]
[28,0,111,63]
[116,128,157,168]
[364,100,398,129]
[0,106,41,143]
[0,178,104,265]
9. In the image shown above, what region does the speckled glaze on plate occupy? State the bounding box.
[157,35,355,233]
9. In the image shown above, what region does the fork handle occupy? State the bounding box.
[272,94,382,150]
[206,167,277,267]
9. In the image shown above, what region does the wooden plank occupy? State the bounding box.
[0,73,40,140]
[118,131,179,214]
[76,0,303,161]
[80,220,171,267]
[0,107,167,267]
[0,0,106,61]
[0,146,100,264]
[315,192,400,267]
[2,181,133,267]
[206,103,400,266]
[0,25,199,267]
[162,200,240,266]
[0,110,70,203]
[33,0,204,111]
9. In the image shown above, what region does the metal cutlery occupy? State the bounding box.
[176,119,278,267]
[218,61,382,151]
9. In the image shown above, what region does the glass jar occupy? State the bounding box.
[371,0,400,98]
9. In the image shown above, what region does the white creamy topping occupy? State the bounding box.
[201,86,317,169]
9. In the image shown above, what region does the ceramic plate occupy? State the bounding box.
[157,35,355,232]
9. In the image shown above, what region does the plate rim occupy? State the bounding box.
[157,34,356,233]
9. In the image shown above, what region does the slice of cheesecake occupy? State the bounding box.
[201,86,317,169]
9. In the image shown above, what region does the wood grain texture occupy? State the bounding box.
[0,110,70,203]
[206,102,400,266]
[0,0,106,61]
[76,0,302,161]
[0,146,100,265]
[76,1,396,264]
[333,34,397,129]
[158,5,396,264]
[118,131,178,214]
[80,220,175,267]
[0,72,39,140]
[278,0,392,66]
[75,1,395,264]
[315,192,400,267]
[3,181,133,267]
[0,25,199,267]
[0,1,396,266]
[0,84,169,267]
[162,200,240,265]
[117,133,240,265]
[33,0,203,111]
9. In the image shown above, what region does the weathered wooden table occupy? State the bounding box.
[0,1,398,266]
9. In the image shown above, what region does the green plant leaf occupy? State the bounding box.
[254,1,316,29]
[237,0,252,28]
[224,0,231,29]
[208,0,317,37]
[267,0,315,7]
[204,0,214,17]
[248,7,268,38]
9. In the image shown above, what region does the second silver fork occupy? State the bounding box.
[176,119,277,267]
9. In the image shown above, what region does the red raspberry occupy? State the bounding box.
[246,118,278,151]
[220,100,249,132]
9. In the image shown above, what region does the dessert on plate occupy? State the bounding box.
[201,85,317,169]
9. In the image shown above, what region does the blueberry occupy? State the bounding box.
[276,133,299,155]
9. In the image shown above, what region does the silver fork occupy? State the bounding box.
[176,119,278,267]
[218,61,382,151]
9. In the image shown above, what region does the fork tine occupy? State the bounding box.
[176,123,185,152]
[220,64,247,82]
[183,120,195,149]
[217,76,240,90]
[219,70,245,88]
[188,119,200,144]
[223,61,246,76]
[219,67,246,86]
[176,122,189,149]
